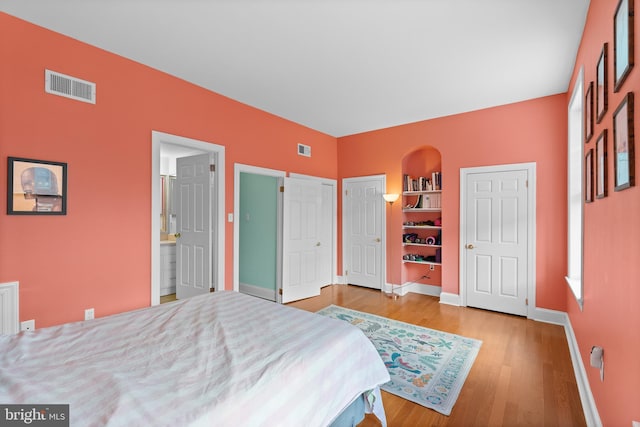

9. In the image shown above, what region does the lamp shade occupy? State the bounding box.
[383,193,399,203]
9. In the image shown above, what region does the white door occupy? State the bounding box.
[464,169,529,316]
[281,177,323,303]
[343,176,384,289]
[176,153,213,299]
[317,183,333,287]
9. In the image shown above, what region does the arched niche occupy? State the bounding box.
[402,146,442,180]
[400,145,443,290]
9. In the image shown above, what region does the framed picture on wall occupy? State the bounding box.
[585,149,594,203]
[596,130,608,198]
[613,93,635,191]
[614,0,634,92]
[7,157,67,215]
[597,43,608,122]
[585,81,594,142]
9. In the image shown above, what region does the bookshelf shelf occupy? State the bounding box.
[402,171,442,270]
[402,243,442,248]
[402,260,442,266]
[403,208,441,213]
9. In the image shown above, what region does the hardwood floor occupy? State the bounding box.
[288,285,586,427]
[160,293,177,304]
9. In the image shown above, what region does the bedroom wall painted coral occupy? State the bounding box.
[337,94,569,312]
[5,7,637,425]
[565,0,640,425]
[0,13,337,327]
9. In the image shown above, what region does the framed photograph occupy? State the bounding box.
[613,93,635,191]
[7,157,67,215]
[585,149,594,203]
[597,43,608,122]
[596,130,608,198]
[585,81,594,142]
[614,0,634,92]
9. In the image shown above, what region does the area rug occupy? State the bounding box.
[317,305,482,416]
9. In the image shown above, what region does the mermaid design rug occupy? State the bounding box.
[317,305,482,416]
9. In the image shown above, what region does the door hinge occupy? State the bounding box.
[210,164,215,172]
[279,288,283,295]
[345,190,348,196]
[280,186,284,192]
[526,298,528,306]
[525,179,528,188]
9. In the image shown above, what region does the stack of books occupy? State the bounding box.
[406,192,442,209]
[403,172,442,192]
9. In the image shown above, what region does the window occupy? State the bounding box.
[566,67,584,309]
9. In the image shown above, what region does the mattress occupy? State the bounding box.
[0,291,389,426]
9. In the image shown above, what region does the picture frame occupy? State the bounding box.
[585,149,594,203]
[596,130,608,199]
[613,93,635,191]
[597,43,608,122]
[585,81,594,142]
[614,0,634,92]
[7,157,67,215]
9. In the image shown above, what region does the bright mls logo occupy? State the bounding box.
[1,405,68,426]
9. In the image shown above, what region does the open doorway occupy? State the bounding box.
[233,166,337,302]
[151,131,225,306]
[233,164,285,300]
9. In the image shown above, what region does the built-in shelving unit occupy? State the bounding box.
[400,146,443,287]
[402,181,442,266]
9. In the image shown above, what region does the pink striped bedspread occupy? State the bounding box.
[0,291,389,426]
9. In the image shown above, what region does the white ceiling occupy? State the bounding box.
[1,0,590,137]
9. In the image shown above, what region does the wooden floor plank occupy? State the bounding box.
[288,284,586,427]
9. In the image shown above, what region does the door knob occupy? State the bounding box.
[175,233,181,238]
[375,238,381,242]
[316,242,321,246]
[465,243,474,249]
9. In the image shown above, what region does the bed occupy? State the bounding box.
[0,291,389,426]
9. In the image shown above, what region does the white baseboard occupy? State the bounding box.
[403,282,441,297]
[532,307,567,325]
[335,275,347,285]
[439,292,461,306]
[534,308,601,427]
[239,283,276,301]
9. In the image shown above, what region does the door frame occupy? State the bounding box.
[342,174,386,289]
[151,131,225,306]
[459,162,536,318]
[233,164,286,295]
[290,173,337,285]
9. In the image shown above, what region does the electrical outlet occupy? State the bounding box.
[85,308,94,320]
[631,421,640,427]
[20,319,35,332]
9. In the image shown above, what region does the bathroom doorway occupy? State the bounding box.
[151,131,225,306]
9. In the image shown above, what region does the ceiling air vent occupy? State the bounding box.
[297,143,311,157]
[45,69,96,104]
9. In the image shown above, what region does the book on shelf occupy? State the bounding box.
[403,172,442,192]
[407,192,441,209]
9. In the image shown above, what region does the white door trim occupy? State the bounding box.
[290,173,337,285]
[342,174,386,289]
[233,164,286,293]
[151,131,225,306]
[459,162,537,318]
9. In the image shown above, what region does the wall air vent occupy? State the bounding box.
[45,69,96,104]
[297,143,311,157]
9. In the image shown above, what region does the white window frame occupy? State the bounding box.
[566,67,584,309]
